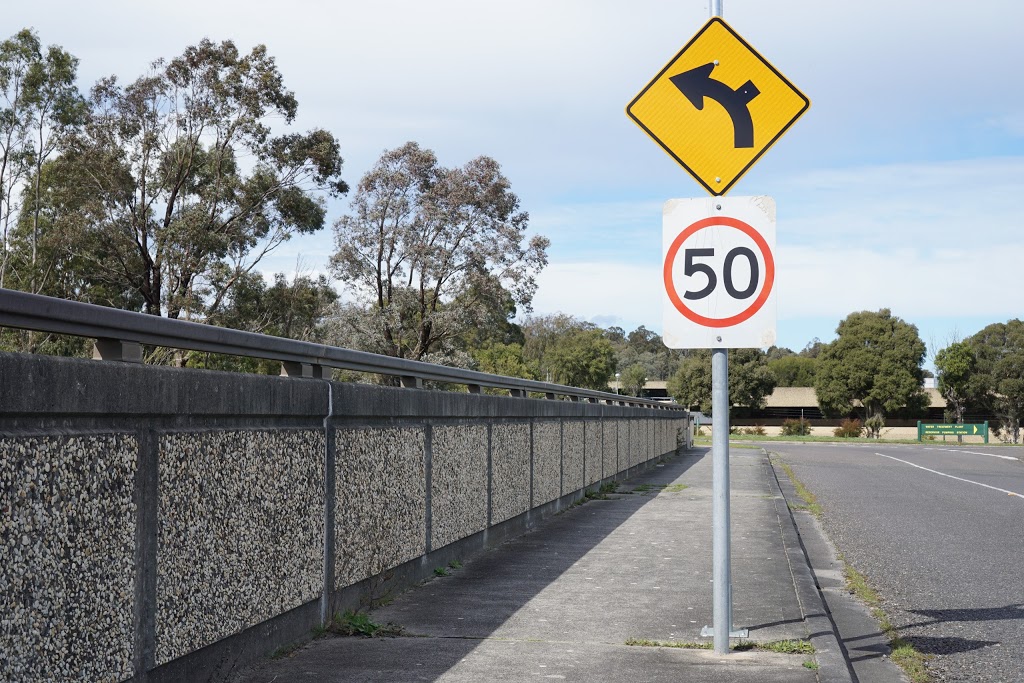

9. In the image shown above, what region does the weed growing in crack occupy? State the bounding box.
[329,610,403,638]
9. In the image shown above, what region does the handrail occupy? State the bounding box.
[0,288,682,410]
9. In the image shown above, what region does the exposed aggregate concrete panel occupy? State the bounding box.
[430,425,488,550]
[622,421,630,471]
[603,420,618,479]
[156,430,324,665]
[561,422,584,494]
[489,423,530,525]
[531,422,561,507]
[0,434,136,682]
[335,427,426,588]
[646,419,654,461]
[584,421,602,487]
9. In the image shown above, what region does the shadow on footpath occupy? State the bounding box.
[240,449,711,682]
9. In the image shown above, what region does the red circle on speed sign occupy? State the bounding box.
[663,216,775,328]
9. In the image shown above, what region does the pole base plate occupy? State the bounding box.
[700,626,749,638]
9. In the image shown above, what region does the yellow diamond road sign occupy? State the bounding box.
[627,17,809,196]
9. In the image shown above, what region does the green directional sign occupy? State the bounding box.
[918,421,989,443]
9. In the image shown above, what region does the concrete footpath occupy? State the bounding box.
[234,447,852,682]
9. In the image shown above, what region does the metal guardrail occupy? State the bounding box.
[0,288,681,410]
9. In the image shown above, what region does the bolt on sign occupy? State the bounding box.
[663,196,776,349]
[627,17,809,196]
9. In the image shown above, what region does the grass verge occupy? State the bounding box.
[769,455,822,517]
[625,637,814,654]
[697,441,763,450]
[843,562,931,682]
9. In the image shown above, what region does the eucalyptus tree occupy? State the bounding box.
[621,363,649,397]
[768,354,818,387]
[667,348,776,413]
[968,320,1024,443]
[0,29,83,291]
[59,38,346,318]
[330,142,548,362]
[934,340,976,425]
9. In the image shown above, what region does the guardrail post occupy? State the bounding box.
[93,338,144,363]
[467,384,482,394]
[545,392,556,400]
[280,362,329,379]
[509,388,525,398]
[400,375,423,389]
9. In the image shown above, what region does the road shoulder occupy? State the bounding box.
[768,450,908,683]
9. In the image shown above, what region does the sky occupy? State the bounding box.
[10,0,1024,366]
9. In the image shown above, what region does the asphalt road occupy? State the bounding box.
[767,441,1024,683]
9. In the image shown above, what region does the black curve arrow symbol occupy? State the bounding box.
[669,63,760,148]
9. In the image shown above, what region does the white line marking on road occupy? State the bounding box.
[876,454,1024,498]
[959,450,1019,461]
[920,447,1016,461]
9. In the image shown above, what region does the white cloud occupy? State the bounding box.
[776,157,1024,247]
[6,0,1022,217]
[986,115,1024,138]
[530,261,661,331]
[778,244,1024,319]
[529,199,663,260]
[529,181,1024,337]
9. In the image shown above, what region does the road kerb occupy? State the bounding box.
[765,450,855,683]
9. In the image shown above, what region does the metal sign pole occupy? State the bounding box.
[709,0,729,658]
[711,347,731,654]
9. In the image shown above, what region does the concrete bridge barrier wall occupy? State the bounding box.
[0,351,688,682]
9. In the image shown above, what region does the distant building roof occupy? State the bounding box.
[764,387,817,408]
[766,386,944,408]
[609,378,946,411]
[631,383,947,409]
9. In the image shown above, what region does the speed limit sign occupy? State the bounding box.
[663,196,776,348]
